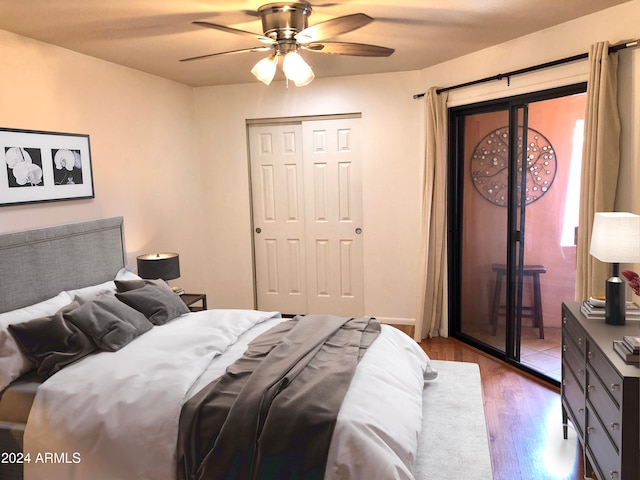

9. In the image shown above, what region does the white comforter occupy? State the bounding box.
[24,310,428,480]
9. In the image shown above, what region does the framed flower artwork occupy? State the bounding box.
[0,127,94,206]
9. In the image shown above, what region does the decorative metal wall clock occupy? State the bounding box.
[470,126,557,207]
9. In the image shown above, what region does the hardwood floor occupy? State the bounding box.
[419,336,585,480]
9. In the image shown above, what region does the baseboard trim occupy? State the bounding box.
[376,317,415,326]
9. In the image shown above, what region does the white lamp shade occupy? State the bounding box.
[590,212,640,263]
[251,56,278,85]
[282,51,314,86]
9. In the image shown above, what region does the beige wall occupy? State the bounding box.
[0,30,207,294]
[0,0,638,323]
[193,73,424,321]
[417,0,640,208]
[417,0,640,305]
[194,0,640,322]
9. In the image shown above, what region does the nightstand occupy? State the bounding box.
[181,293,207,312]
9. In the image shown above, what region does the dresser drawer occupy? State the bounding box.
[563,313,586,355]
[564,335,586,389]
[588,343,623,407]
[562,302,640,480]
[586,365,622,450]
[563,362,585,437]
[586,403,622,480]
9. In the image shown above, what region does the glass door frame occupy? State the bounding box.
[447,83,586,384]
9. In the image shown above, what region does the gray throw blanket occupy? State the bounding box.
[177,314,380,480]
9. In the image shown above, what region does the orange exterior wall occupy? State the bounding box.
[460,93,586,330]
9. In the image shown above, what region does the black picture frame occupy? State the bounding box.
[0,127,94,206]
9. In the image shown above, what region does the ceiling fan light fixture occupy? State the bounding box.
[282,51,314,86]
[251,54,278,85]
[183,3,392,86]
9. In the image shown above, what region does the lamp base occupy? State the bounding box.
[605,276,626,325]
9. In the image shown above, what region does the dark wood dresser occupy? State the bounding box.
[561,302,639,480]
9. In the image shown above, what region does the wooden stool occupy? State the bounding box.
[490,264,546,339]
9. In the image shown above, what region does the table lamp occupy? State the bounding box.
[589,212,640,325]
[136,253,180,281]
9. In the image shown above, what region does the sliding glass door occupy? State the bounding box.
[448,85,586,383]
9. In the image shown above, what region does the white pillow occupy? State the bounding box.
[0,291,73,391]
[66,268,141,304]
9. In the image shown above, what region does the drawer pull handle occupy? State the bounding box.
[563,345,567,352]
[577,369,584,376]
[562,379,567,386]
[578,408,584,414]
[610,383,620,392]
[610,422,619,430]
[587,385,595,392]
[587,426,594,434]
[578,337,583,345]
[609,471,618,478]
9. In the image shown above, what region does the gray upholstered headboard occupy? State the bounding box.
[0,217,126,313]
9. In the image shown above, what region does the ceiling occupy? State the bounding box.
[0,0,632,87]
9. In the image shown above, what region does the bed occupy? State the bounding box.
[0,217,492,480]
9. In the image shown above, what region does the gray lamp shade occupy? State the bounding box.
[137,253,180,280]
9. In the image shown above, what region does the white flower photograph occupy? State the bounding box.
[0,128,93,206]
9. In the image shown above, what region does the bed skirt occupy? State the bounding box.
[0,421,25,479]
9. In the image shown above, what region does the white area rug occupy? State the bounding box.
[414,360,493,479]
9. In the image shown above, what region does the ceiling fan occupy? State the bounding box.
[180,1,394,86]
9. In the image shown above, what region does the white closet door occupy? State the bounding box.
[250,124,307,314]
[302,118,363,317]
[249,117,363,317]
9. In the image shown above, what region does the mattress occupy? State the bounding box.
[0,372,40,424]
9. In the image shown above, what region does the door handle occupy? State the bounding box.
[355,228,362,234]
[255,227,262,234]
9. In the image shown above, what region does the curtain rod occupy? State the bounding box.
[412,38,639,99]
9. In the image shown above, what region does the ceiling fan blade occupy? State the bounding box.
[303,42,394,57]
[180,46,272,62]
[192,21,272,44]
[295,13,373,43]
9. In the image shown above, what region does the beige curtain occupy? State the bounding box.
[576,42,621,300]
[416,87,449,340]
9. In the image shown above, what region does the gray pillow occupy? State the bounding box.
[64,295,152,351]
[116,284,189,325]
[8,302,97,379]
[115,278,173,293]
